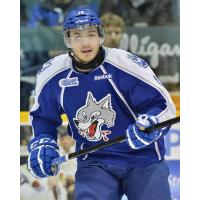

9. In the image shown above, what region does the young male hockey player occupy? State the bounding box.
[27,8,176,200]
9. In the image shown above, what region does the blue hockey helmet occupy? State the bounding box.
[63,8,105,47]
[63,8,101,30]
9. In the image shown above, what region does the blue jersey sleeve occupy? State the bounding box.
[104,48,176,123]
[129,77,167,116]
[29,55,68,140]
[30,82,63,140]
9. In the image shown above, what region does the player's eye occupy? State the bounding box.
[74,35,81,40]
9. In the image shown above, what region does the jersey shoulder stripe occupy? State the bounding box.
[104,48,151,81]
[36,54,71,88]
[104,48,164,92]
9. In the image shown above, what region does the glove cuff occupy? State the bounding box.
[136,114,159,129]
[28,134,58,152]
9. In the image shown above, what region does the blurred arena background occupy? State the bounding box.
[20,0,180,199]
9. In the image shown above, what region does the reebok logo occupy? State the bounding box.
[94,74,112,81]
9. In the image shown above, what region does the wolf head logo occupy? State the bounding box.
[73,92,116,142]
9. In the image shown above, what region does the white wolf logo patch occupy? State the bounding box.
[73,92,116,142]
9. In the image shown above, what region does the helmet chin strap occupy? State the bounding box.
[69,47,105,72]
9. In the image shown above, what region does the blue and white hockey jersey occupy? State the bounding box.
[30,47,176,168]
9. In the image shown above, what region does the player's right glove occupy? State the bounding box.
[27,134,60,179]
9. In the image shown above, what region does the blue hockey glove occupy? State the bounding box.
[27,134,60,179]
[126,114,162,149]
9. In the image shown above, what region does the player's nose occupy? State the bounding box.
[81,36,90,45]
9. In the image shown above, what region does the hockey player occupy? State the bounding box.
[27,8,176,200]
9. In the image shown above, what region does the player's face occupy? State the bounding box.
[104,26,123,48]
[69,27,101,63]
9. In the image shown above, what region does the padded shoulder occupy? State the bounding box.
[36,54,70,89]
[104,48,159,86]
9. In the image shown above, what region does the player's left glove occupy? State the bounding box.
[126,114,162,149]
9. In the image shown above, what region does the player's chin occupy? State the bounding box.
[81,53,96,62]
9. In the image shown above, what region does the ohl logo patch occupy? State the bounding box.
[73,92,116,142]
